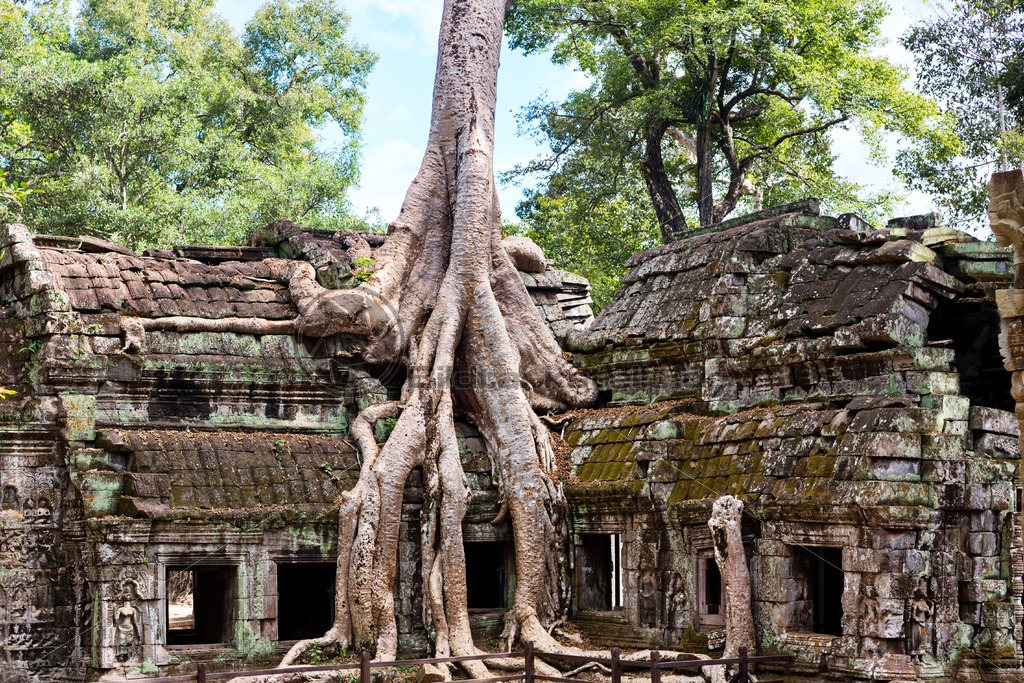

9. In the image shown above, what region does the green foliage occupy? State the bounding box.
[318,461,341,483]
[0,0,375,250]
[350,255,375,282]
[18,340,42,358]
[897,0,1023,227]
[505,0,948,303]
[0,170,35,221]
[507,157,659,310]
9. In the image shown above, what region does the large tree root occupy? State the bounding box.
[248,1,713,682]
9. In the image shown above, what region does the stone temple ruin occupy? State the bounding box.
[1,193,1023,682]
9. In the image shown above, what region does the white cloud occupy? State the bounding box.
[343,0,442,53]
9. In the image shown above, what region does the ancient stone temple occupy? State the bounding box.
[1,197,1021,682]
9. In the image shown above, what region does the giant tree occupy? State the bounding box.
[263,0,598,676]
[898,0,1024,225]
[0,0,375,249]
[505,0,951,242]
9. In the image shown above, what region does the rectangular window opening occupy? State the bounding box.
[698,552,725,627]
[166,566,236,647]
[464,541,510,611]
[799,547,844,637]
[277,562,337,641]
[576,533,623,611]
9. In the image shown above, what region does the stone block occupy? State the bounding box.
[867,457,921,481]
[969,406,1019,436]
[968,532,999,556]
[973,556,1001,580]
[921,434,968,460]
[980,579,1009,602]
[59,392,96,442]
[904,550,930,574]
[839,432,921,458]
[124,473,170,499]
[975,432,1021,458]
[969,510,995,532]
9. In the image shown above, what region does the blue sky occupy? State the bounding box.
[215,0,933,223]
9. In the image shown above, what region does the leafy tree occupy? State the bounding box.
[898,0,1024,225]
[0,0,375,250]
[504,0,953,260]
[507,147,660,309]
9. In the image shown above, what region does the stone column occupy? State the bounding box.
[988,169,1024,658]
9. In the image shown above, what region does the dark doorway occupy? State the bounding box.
[464,542,508,610]
[802,547,844,636]
[698,553,725,628]
[166,566,236,646]
[277,563,337,641]
[576,534,622,611]
[704,556,723,616]
[928,300,1013,411]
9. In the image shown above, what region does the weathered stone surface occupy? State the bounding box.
[2,202,1022,683]
[564,207,1020,682]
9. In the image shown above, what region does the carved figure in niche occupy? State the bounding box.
[28,497,51,528]
[120,317,146,355]
[906,583,932,663]
[667,573,687,629]
[1,486,18,511]
[112,598,141,663]
[859,585,879,636]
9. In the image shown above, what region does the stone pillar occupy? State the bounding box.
[989,169,1024,659]
[991,169,1024,503]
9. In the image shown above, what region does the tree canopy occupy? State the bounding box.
[505,0,954,307]
[898,0,1024,226]
[0,0,375,249]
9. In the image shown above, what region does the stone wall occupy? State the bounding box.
[0,222,583,680]
[2,202,1022,683]
[561,206,1023,682]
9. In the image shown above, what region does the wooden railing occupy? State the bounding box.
[131,642,792,683]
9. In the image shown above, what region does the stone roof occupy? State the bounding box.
[576,209,1013,411]
[563,397,1018,521]
[36,249,294,319]
[75,430,358,520]
[590,210,999,343]
[565,206,1019,518]
[0,221,592,333]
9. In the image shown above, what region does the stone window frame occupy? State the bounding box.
[155,552,244,655]
[572,526,626,613]
[786,544,846,637]
[269,552,338,644]
[697,550,725,629]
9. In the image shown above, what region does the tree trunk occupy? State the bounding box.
[640,117,688,243]
[271,0,597,675]
[708,496,756,662]
[695,120,714,228]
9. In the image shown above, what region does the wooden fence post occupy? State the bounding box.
[525,640,535,683]
[650,650,660,683]
[610,647,621,683]
[738,646,749,683]
[361,649,371,683]
[196,663,206,683]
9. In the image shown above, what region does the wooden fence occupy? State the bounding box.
[132,643,792,683]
